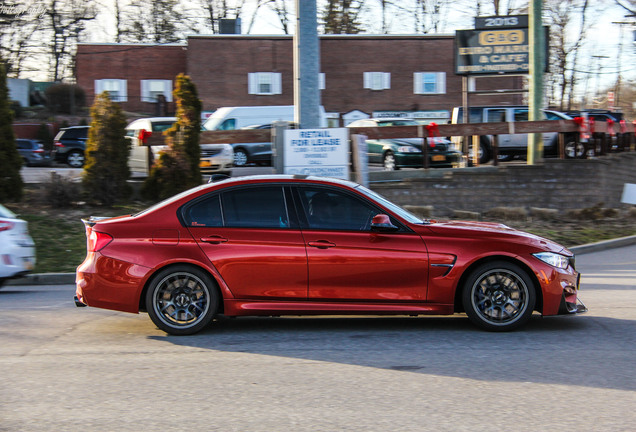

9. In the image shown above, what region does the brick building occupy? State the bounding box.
[76,35,522,124]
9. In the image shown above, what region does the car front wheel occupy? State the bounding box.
[66,150,85,168]
[146,266,219,335]
[462,261,536,331]
[234,148,248,166]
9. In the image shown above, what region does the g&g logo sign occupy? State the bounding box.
[478,30,525,45]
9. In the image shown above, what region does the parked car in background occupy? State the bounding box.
[75,175,586,335]
[565,109,623,123]
[0,204,35,288]
[125,117,234,177]
[16,139,51,167]
[52,126,89,168]
[347,118,463,170]
[232,124,273,167]
[450,106,577,164]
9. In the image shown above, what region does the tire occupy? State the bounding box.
[565,140,584,159]
[462,261,536,331]
[66,150,85,168]
[146,265,219,335]
[233,148,248,167]
[468,138,491,165]
[383,151,398,171]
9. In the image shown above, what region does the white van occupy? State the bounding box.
[202,105,327,131]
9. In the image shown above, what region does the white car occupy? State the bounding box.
[125,117,233,177]
[0,204,35,287]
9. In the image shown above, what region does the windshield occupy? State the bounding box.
[354,185,425,224]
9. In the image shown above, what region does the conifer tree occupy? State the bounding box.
[142,74,202,200]
[83,92,131,206]
[0,58,23,201]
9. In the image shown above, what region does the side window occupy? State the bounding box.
[514,109,529,122]
[219,119,236,130]
[184,195,223,227]
[486,109,506,123]
[298,187,379,231]
[222,186,288,228]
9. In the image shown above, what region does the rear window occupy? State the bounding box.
[60,127,88,139]
[151,121,175,132]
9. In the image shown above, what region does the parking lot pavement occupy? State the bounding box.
[1,246,635,431]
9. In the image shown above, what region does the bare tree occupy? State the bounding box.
[0,4,42,78]
[45,0,97,81]
[264,0,293,34]
[122,0,184,43]
[544,0,591,110]
[413,0,450,34]
[321,0,365,34]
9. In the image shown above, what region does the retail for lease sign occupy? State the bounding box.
[455,28,530,74]
[284,128,349,180]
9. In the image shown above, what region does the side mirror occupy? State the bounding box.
[370,214,399,232]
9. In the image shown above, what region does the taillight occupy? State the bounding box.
[87,229,113,252]
[33,149,44,154]
[0,220,14,232]
[54,141,64,147]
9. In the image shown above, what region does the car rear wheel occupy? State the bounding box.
[565,140,585,158]
[383,151,398,171]
[146,265,219,335]
[234,148,248,166]
[462,261,536,331]
[66,150,85,168]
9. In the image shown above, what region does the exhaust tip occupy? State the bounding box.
[74,295,87,307]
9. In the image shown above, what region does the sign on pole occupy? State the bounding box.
[284,128,349,180]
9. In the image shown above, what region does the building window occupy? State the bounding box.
[248,72,282,95]
[413,72,446,94]
[141,80,173,102]
[319,73,326,90]
[363,72,390,91]
[95,79,127,102]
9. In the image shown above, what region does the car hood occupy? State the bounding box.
[417,220,571,256]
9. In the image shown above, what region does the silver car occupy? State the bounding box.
[0,204,35,288]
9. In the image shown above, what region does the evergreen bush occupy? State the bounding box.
[142,74,202,200]
[0,58,23,201]
[82,92,131,206]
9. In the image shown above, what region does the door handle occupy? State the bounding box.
[308,240,336,249]
[200,236,228,244]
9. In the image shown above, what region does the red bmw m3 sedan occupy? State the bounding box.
[75,175,585,335]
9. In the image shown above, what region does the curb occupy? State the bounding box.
[6,235,636,286]
[569,234,636,255]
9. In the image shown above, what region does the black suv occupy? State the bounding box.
[53,126,89,168]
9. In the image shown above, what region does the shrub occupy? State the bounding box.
[40,172,82,208]
[0,58,23,201]
[45,83,86,114]
[143,74,202,200]
[82,92,131,206]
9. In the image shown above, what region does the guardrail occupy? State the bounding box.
[145,120,636,167]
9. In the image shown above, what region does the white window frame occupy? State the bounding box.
[248,72,282,95]
[140,79,173,102]
[413,72,446,95]
[363,72,390,91]
[95,79,128,102]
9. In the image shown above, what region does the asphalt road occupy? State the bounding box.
[1,246,635,431]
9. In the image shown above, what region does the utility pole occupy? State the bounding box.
[527,0,544,165]
[294,0,321,129]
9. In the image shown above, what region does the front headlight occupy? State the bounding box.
[532,252,569,269]
[397,146,421,153]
